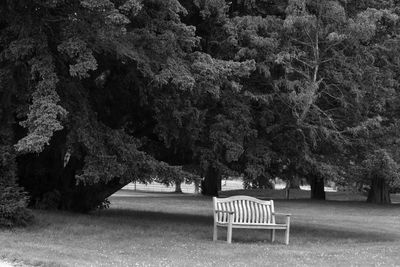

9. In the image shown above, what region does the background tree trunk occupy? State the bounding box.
[174,181,183,193]
[310,175,326,200]
[285,184,290,200]
[201,167,221,196]
[290,175,300,189]
[194,179,200,194]
[367,175,391,204]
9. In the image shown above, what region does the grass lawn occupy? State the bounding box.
[1,190,400,266]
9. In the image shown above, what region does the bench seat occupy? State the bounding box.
[215,222,288,229]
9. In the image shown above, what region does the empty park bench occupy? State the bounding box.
[213,196,291,244]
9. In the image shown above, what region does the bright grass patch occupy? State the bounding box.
[1,190,400,266]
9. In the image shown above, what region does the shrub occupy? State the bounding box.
[0,185,33,227]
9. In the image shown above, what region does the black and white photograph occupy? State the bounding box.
[1,0,399,266]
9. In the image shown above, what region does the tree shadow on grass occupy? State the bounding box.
[93,208,397,244]
[289,223,397,243]
[94,208,212,226]
[216,224,397,245]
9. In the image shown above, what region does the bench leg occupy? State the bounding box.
[285,216,290,245]
[227,222,233,244]
[271,229,275,242]
[285,227,290,245]
[213,223,218,241]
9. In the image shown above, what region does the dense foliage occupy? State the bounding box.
[1,0,400,224]
[0,128,33,226]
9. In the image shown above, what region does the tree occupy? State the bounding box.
[145,0,257,196]
[0,0,194,212]
[362,149,400,204]
[0,0,255,211]
[268,0,400,199]
[335,5,400,203]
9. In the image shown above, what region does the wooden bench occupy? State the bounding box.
[213,196,291,244]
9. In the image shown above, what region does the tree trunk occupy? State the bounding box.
[58,170,126,212]
[194,179,200,194]
[16,131,128,212]
[285,185,290,200]
[201,167,221,196]
[174,181,183,193]
[367,175,391,204]
[18,152,127,212]
[289,175,300,189]
[310,175,325,200]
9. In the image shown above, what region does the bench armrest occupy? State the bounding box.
[272,212,291,226]
[214,210,235,214]
[272,212,291,217]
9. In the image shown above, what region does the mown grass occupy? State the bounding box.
[1,190,400,266]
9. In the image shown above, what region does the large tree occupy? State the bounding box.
[0,0,255,212]
[235,0,400,200]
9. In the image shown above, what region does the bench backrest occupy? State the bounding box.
[213,196,275,224]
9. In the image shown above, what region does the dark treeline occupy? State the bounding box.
[1,0,400,225]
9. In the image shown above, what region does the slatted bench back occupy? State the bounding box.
[213,196,275,225]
